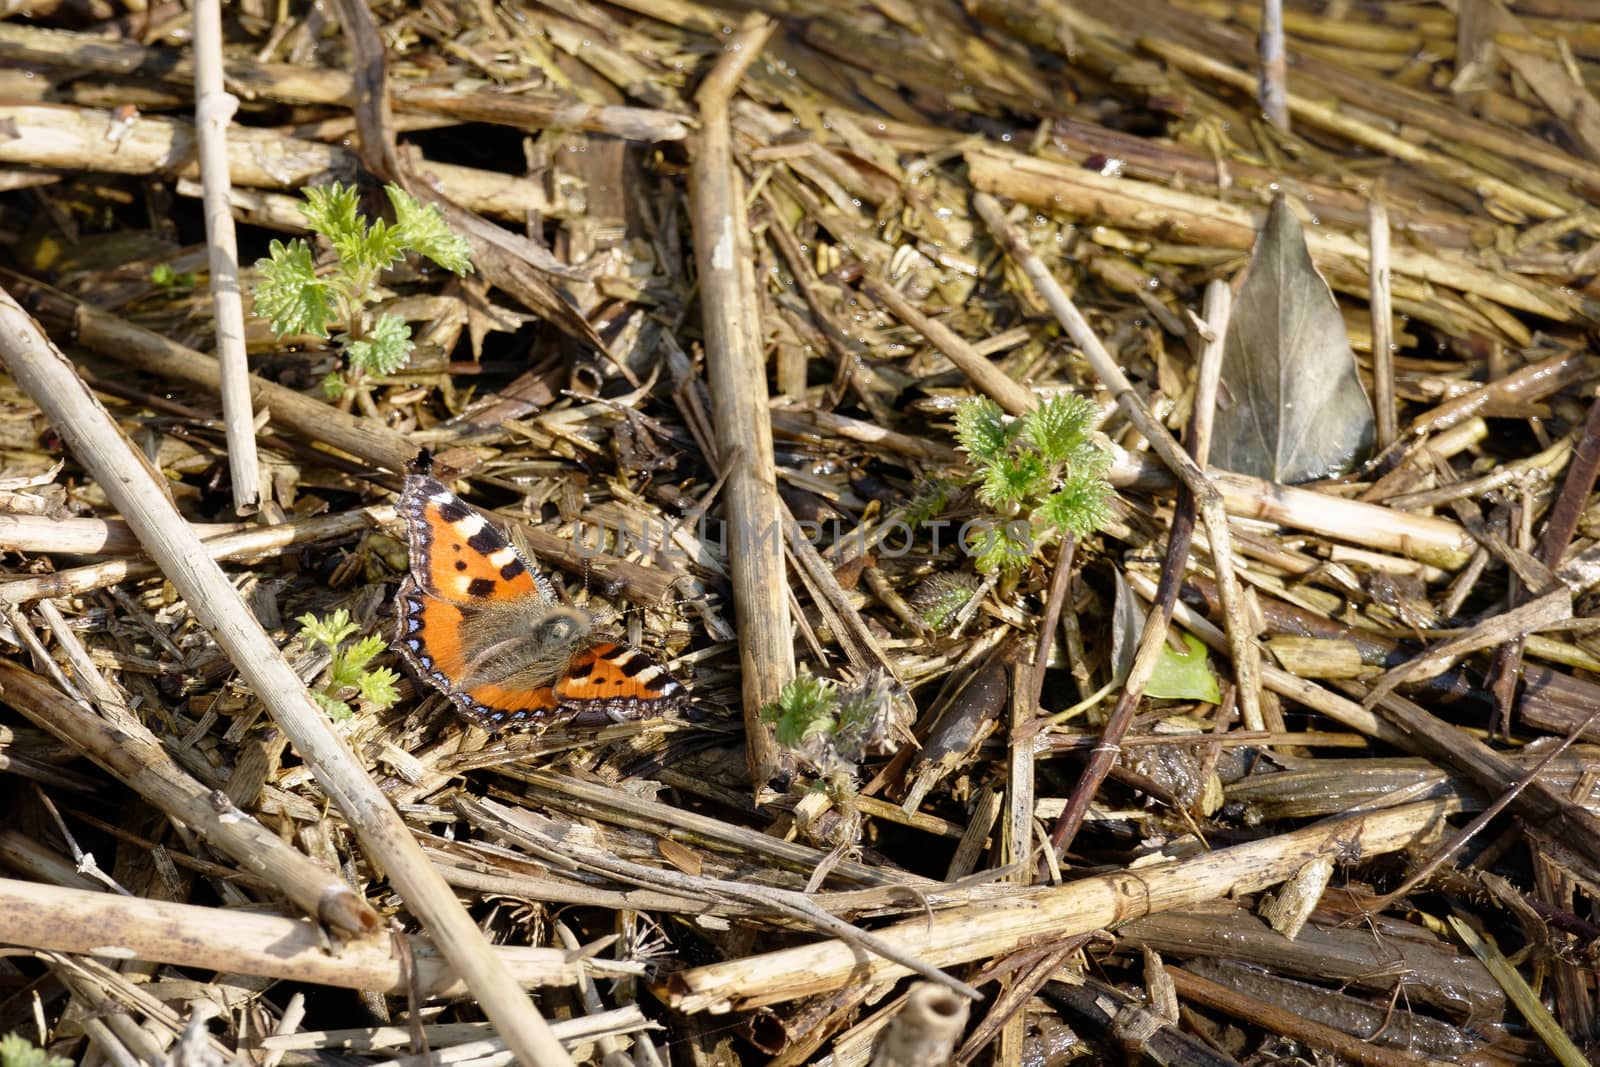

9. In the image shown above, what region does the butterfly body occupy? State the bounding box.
[395,474,687,731]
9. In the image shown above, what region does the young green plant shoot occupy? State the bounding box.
[761,668,905,801]
[953,394,1115,576]
[252,182,473,398]
[0,1033,72,1067]
[297,608,401,721]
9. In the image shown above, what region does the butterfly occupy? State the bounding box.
[394,473,688,731]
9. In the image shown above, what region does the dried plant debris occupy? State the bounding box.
[2,0,1600,1064]
[1211,194,1376,485]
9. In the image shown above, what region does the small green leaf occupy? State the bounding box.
[297,609,358,652]
[345,217,410,277]
[342,634,386,674]
[358,666,401,710]
[321,371,347,400]
[1145,631,1222,703]
[761,673,840,748]
[387,184,473,275]
[311,689,354,720]
[911,573,978,631]
[901,477,954,528]
[1037,469,1114,538]
[1023,393,1096,465]
[345,313,413,375]
[299,182,363,242]
[254,239,334,337]
[953,397,1015,464]
[977,450,1048,511]
[970,521,1034,576]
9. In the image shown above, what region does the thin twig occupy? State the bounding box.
[1368,199,1397,449]
[690,14,790,794]
[1258,0,1290,130]
[191,0,260,513]
[863,275,1036,416]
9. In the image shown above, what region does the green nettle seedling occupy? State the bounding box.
[909,572,980,633]
[0,1034,71,1067]
[252,182,473,398]
[953,394,1114,576]
[761,669,901,799]
[296,609,401,721]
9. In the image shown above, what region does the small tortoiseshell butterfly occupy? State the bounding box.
[395,473,687,731]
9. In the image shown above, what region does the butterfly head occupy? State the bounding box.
[527,603,592,661]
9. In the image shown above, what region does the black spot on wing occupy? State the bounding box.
[466,577,496,598]
[499,558,526,581]
[565,659,594,680]
[619,653,652,677]
[454,560,468,571]
[438,498,471,523]
[467,526,502,555]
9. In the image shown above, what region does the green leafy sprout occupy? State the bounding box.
[253,182,473,393]
[150,262,197,290]
[296,608,401,721]
[909,572,980,633]
[1,1034,71,1067]
[761,669,900,791]
[953,394,1114,576]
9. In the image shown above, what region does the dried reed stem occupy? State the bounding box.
[0,876,586,996]
[665,799,1459,1013]
[868,983,971,1067]
[863,275,1036,416]
[0,103,551,220]
[690,14,791,792]
[1367,200,1397,449]
[1258,0,1290,129]
[191,0,260,513]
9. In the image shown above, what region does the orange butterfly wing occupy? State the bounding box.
[398,475,547,606]
[395,475,687,732]
[552,642,688,725]
[396,476,563,730]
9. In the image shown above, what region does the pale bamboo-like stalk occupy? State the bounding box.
[1193,281,1232,464]
[868,983,971,1067]
[191,0,260,513]
[0,506,391,605]
[690,15,790,792]
[973,192,1263,737]
[1368,199,1397,448]
[0,285,575,1067]
[1258,0,1289,129]
[0,876,589,996]
[664,799,1458,1012]
[0,103,551,220]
